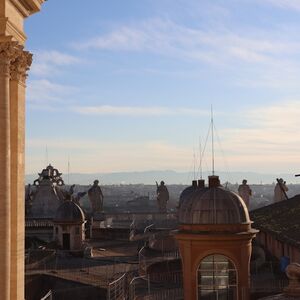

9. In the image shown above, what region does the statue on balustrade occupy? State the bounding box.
[88,180,104,212]
[156,180,169,212]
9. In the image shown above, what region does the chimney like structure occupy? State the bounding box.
[192,180,197,188]
[208,175,220,188]
[198,179,205,188]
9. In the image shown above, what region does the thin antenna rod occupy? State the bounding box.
[211,105,215,175]
[67,155,70,185]
[199,137,202,179]
[193,147,196,180]
[46,145,48,166]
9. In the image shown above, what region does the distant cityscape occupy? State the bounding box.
[25,170,300,185]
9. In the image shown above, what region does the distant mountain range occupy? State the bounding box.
[25,170,299,185]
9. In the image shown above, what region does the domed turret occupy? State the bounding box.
[175,175,258,300]
[178,179,207,223]
[178,180,198,208]
[179,176,249,224]
[29,164,65,218]
[54,200,85,223]
[53,200,86,251]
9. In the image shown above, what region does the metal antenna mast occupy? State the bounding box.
[211,105,215,175]
[45,145,48,166]
[199,137,203,179]
[193,147,196,180]
[67,155,70,185]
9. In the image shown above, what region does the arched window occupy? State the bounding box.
[197,254,237,300]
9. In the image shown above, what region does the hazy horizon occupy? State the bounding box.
[25,168,300,185]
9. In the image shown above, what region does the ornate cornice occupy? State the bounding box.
[10,0,45,17]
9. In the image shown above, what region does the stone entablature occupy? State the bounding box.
[0,0,44,45]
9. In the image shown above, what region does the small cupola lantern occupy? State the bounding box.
[175,175,258,300]
[53,200,86,251]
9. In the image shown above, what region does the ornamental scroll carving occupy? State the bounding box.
[0,41,32,82]
[10,50,32,83]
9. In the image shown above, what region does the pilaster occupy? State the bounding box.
[0,1,45,300]
[10,46,32,300]
[0,40,19,300]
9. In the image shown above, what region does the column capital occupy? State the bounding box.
[0,41,19,76]
[0,41,19,61]
[0,41,32,82]
[10,49,32,83]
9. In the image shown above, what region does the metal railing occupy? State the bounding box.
[129,275,150,300]
[40,290,52,300]
[98,212,178,230]
[142,288,183,300]
[138,247,180,273]
[26,251,139,289]
[107,273,127,300]
[129,271,183,300]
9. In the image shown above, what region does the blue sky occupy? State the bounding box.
[24,0,300,178]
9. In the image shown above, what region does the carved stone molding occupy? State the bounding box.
[0,41,32,82]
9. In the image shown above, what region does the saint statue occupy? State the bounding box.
[274,178,288,202]
[156,180,169,212]
[238,179,252,208]
[88,180,104,212]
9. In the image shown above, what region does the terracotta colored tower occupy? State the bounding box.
[175,175,258,300]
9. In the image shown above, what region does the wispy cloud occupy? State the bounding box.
[73,18,300,89]
[264,0,300,11]
[27,79,77,108]
[26,101,300,174]
[76,18,300,66]
[30,50,81,77]
[71,105,209,117]
[215,101,300,172]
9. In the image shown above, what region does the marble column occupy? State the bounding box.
[10,47,32,300]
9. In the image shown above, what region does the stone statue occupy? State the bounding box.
[274,178,288,202]
[67,184,87,206]
[238,179,252,208]
[156,181,169,212]
[88,180,104,212]
[25,184,33,216]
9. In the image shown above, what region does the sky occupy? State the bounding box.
[24,0,300,179]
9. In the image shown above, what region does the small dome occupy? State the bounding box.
[54,200,85,223]
[179,188,207,223]
[179,180,205,209]
[179,176,250,224]
[178,185,197,208]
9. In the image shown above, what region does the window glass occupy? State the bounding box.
[198,254,237,300]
